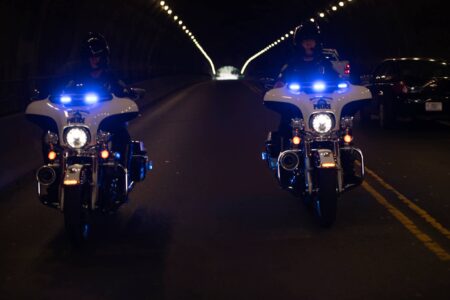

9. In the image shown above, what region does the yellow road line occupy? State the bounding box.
[362,181,450,261]
[364,166,450,240]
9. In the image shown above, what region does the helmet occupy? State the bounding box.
[81,32,110,66]
[293,22,322,47]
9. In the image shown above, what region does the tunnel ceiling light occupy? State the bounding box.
[241,0,352,74]
[158,1,216,75]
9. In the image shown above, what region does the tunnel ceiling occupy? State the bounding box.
[156,0,449,68]
[1,0,449,83]
[164,0,330,67]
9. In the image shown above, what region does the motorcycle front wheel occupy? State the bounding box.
[64,185,91,245]
[314,169,338,228]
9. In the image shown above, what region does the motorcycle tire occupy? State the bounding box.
[314,169,338,228]
[64,185,91,245]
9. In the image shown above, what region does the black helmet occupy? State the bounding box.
[81,32,110,61]
[293,22,322,47]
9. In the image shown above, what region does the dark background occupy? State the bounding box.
[0,0,449,113]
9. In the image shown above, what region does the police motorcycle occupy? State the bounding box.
[26,83,150,243]
[262,76,372,227]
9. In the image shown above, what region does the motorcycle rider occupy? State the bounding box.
[266,22,356,184]
[51,32,134,166]
[267,22,338,155]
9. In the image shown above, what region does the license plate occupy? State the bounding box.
[425,102,443,112]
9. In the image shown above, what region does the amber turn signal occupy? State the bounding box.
[48,151,57,160]
[343,134,353,143]
[293,136,301,145]
[100,150,110,159]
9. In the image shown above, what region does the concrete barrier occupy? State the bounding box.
[0,75,207,190]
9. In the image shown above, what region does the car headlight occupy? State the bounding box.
[64,127,90,149]
[310,113,334,134]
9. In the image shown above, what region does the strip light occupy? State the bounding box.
[240,0,355,74]
[158,1,216,75]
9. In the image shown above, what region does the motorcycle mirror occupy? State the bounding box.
[130,88,146,100]
[30,89,47,101]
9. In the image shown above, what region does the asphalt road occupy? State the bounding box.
[1,80,449,300]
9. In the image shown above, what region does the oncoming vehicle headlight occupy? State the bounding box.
[310,113,334,134]
[64,127,90,149]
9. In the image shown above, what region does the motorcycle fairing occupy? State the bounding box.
[263,84,372,131]
[25,96,139,147]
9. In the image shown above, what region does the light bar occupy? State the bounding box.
[240,0,355,75]
[158,1,216,75]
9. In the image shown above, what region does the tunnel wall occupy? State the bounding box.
[0,0,211,116]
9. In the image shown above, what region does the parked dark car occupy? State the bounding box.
[361,58,449,128]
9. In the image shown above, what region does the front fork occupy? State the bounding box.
[302,140,343,195]
[59,155,97,212]
[302,140,364,195]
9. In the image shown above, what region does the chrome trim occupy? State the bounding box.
[341,146,365,179]
[290,118,305,130]
[116,164,131,194]
[44,131,59,145]
[340,116,354,129]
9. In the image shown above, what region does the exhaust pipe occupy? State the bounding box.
[279,151,300,171]
[36,166,56,185]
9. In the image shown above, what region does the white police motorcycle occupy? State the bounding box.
[263,78,372,227]
[26,83,150,243]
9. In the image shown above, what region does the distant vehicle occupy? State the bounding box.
[323,48,350,78]
[361,57,450,128]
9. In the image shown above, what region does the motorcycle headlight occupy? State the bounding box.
[64,127,90,149]
[310,113,334,134]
